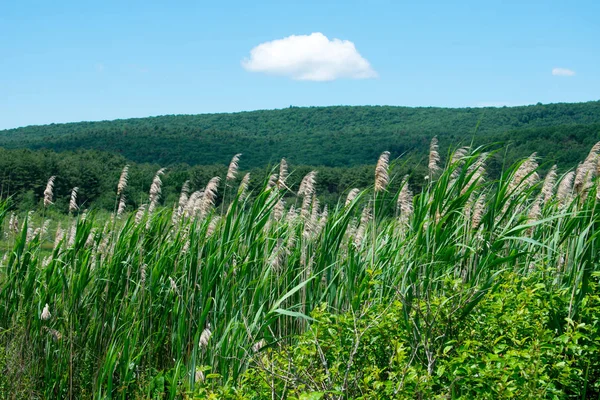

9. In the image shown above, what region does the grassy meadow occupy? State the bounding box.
[1,141,600,399]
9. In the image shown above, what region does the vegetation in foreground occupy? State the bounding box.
[1,140,600,398]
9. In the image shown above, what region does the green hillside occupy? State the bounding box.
[2,101,600,168]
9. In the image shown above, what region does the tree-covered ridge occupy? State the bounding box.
[1,101,600,168]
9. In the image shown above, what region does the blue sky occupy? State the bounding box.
[1,0,599,129]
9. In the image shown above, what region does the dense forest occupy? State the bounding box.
[1,101,600,211]
[2,101,600,168]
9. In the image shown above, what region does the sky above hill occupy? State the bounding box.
[1,0,599,130]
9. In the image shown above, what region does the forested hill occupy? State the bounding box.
[1,101,600,168]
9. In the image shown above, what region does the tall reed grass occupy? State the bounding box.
[1,142,600,398]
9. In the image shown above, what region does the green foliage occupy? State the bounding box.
[234,273,600,399]
[2,144,600,398]
[1,102,600,168]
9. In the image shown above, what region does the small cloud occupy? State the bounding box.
[552,67,575,77]
[242,32,377,81]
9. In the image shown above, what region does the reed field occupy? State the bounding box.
[1,140,600,399]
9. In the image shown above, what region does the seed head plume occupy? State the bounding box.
[69,187,79,214]
[226,153,242,181]
[41,303,51,320]
[471,194,486,230]
[397,175,413,221]
[541,166,557,204]
[509,153,539,193]
[184,191,203,217]
[178,181,190,209]
[117,196,127,218]
[574,143,600,195]
[148,168,166,214]
[557,171,575,206]
[135,204,147,224]
[274,199,285,220]
[375,151,390,192]
[277,158,288,189]
[43,176,56,207]
[354,206,372,247]
[117,165,129,196]
[199,326,212,348]
[428,137,441,176]
[450,146,470,180]
[238,173,250,199]
[207,216,220,237]
[54,223,64,249]
[451,146,470,165]
[298,171,317,197]
[267,174,278,190]
[461,153,488,194]
[528,197,542,223]
[345,188,360,207]
[201,177,220,217]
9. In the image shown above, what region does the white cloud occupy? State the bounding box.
[552,67,575,77]
[242,32,377,81]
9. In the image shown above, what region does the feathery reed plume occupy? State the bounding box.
[238,173,250,199]
[397,175,413,220]
[54,223,64,249]
[178,181,190,209]
[199,327,212,348]
[267,174,278,190]
[43,176,56,207]
[207,216,220,237]
[509,153,539,193]
[471,194,486,229]
[428,137,441,176]
[574,143,600,195]
[286,205,298,224]
[354,206,371,247]
[461,153,488,195]
[117,195,127,218]
[85,229,96,248]
[451,146,470,165]
[69,187,79,213]
[172,181,190,223]
[226,153,242,181]
[41,303,51,320]
[148,168,166,214]
[67,223,76,246]
[301,192,313,220]
[252,339,266,353]
[201,177,220,217]
[528,197,542,223]
[298,171,317,197]
[557,171,575,206]
[375,151,390,192]
[184,191,203,217]
[450,146,470,180]
[135,204,147,224]
[274,199,285,220]
[140,264,147,285]
[345,188,360,207]
[541,165,557,204]
[277,158,288,189]
[117,165,129,196]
